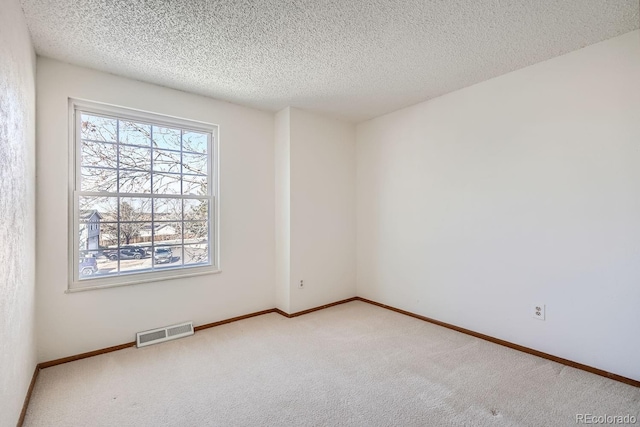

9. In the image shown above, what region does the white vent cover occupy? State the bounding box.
[136,321,194,348]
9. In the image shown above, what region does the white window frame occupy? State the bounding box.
[68,99,220,292]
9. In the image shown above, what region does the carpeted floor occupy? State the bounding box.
[24,301,640,426]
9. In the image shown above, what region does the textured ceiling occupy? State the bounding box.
[20,0,639,122]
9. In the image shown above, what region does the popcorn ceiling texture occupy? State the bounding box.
[20,0,639,122]
[0,0,37,425]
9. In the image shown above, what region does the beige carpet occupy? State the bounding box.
[24,301,640,426]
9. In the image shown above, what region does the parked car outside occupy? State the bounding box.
[154,248,173,264]
[105,248,143,261]
[121,245,148,257]
[79,256,98,276]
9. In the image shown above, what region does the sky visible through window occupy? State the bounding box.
[77,112,212,281]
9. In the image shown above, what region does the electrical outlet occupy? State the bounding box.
[533,304,545,321]
[298,280,304,289]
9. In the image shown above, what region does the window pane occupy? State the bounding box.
[81,141,117,168]
[119,170,151,193]
[120,145,151,171]
[153,245,181,267]
[119,222,150,246]
[120,121,151,146]
[81,114,116,142]
[154,198,182,221]
[184,244,208,266]
[105,227,152,275]
[153,221,182,244]
[138,223,154,243]
[97,222,118,249]
[182,131,207,154]
[184,221,207,242]
[100,253,120,276]
[153,149,181,173]
[78,251,100,280]
[78,228,117,279]
[183,199,208,221]
[152,173,181,194]
[79,223,118,253]
[119,197,152,221]
[152,126,181,151]
[79,222,102,253]
[182,153,207,176]
[120,256,153,275]
[81,167,118,192]
[79,196,118,222]
[183,175,207,195]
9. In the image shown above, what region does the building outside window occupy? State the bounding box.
[70,100,219,290]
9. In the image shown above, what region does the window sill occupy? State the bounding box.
[66,267,221,293]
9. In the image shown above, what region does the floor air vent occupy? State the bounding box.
[136,321,194,348]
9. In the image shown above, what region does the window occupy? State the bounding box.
[70,100,219,291]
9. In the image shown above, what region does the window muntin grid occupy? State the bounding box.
[72,104,216,289]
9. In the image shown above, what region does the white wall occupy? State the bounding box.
[357,30,640,381]
[36,58,275,362]
[275,107,291,312]
[0,0,37,424]
[289,108,356,313]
